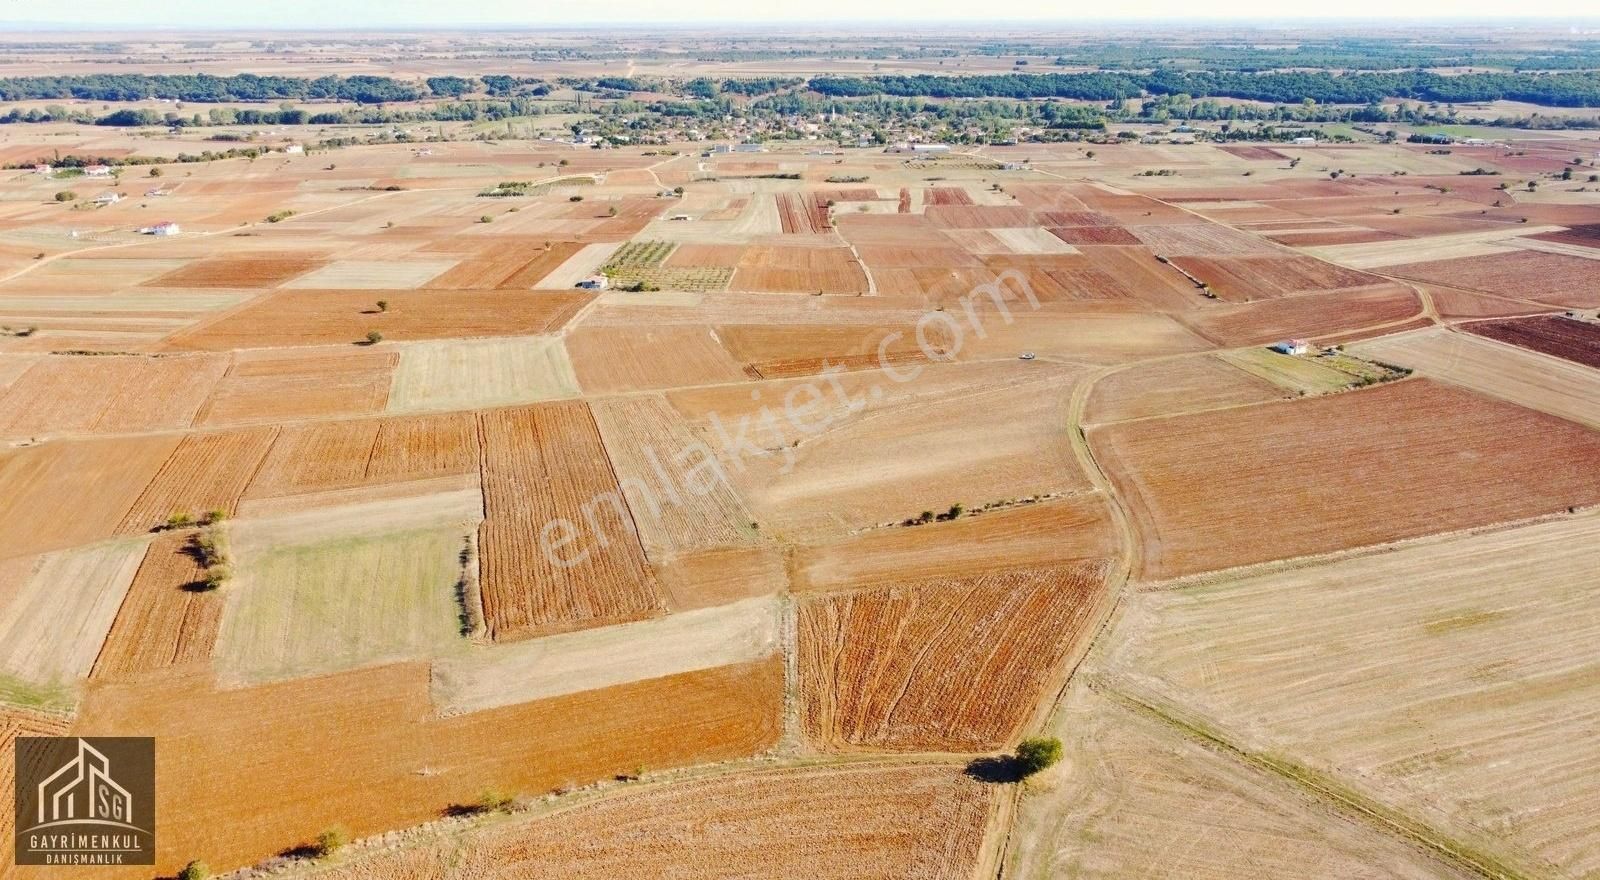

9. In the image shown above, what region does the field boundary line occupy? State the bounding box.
[1097,680,1541,880]
[1134,504,1600,593]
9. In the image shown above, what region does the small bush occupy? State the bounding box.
[315,825,349,858]
[479,215,492,223]
[479,788,515,813]
[204,509,228,525]
[54,191,76,202]
[178,860,210,880]
[1014,736,1063,777]
[568,194,584,202]
[375,299,389,313]
[166,511,195,530]
[148,167,162,177]
[365,330,384,345]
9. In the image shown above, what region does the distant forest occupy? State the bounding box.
[808,71,1600,108]
[2,70,1600,110]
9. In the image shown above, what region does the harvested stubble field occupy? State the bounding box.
[477,403,664,640]
[589,395,758,556]
[652,545,789,611]
[738,375,1092,538]
[1092,379,1600,581]
[312,762,994,880]
[245,412,480,498]
[0,538,147,703]
[799,562,1109,751]
[281,259,459,290]
[432,596,780,715]
[1351,327,1600,430]
[387,336,578,412]
[793,494,1115,593]
[196,348,397,425]
[1099,512,1600,879]
[0,353,226,438]
[566,325,748,393]
[164,289,590,351]
[117,426,278,534]
[1465,314,1600,369]
[91,532,224,680]
[1,704,73,855]
[1007,683,1474,880]
[217,525,469,684]
[68,658,783,877]
[1084,355,1290,425]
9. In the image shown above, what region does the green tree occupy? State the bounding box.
[365,330,384,345]
[178,860,210,880]
[1014,736,1063,777]
[315,825,349,857]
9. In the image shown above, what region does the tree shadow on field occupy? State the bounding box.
[278,842,322,860]
[965,755,1025,784]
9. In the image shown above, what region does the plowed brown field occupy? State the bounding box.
[65,658,782,877]
[1175,284,1422,346]
[732,246,867,294]
[1169,255,1384,301]
[313,762,993,880]
[117,426,279,533]
[478,402,664,640]
[1387,250,1600,308]
[1092,379,1600,580]
[0,435,179,557]
[91,532,223,680]
[799,562,1110,751]
[1466,315,1600,369]
[145,255,326,288]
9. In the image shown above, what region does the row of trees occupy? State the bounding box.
[809,70,1600,108]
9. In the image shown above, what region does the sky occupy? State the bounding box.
[5,0,1600,28]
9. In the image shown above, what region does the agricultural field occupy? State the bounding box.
[1085,511,1600,879]
[1091,379,1600,580]
[1465,313,1600,368]
[799,563,1109,751]
[1,83,1598,880]
[313,762,995,880]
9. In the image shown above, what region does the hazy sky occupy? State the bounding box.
[6,0,1600,28]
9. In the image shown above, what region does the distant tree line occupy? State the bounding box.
[808,70,1600,108]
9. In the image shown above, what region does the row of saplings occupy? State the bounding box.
[170,740,1064,877]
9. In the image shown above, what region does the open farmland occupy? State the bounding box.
[477,402,664,640]
[311,762,995,880]
[217,525,470,683]
[1465,314,1600,368]
[1351,327,1600,429]
[387,336,579,412]
[1093,511,1600,879]
[799,562,1109,751]
[92,532,225,680]
[589,395,758,556]
[0,538,147,707]
[70,658,782,876]
[4,93,1600,878]
[117,426,278,533]
[163,289,590,350]
[1092,379,1600,581]
[1007,682,1477,880]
